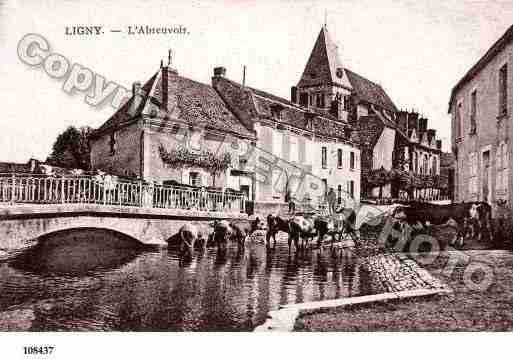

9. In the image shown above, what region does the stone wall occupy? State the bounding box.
[90,122,142,178]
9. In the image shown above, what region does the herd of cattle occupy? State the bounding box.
[170,200,495,255]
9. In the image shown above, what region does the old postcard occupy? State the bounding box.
[0,0,512,357]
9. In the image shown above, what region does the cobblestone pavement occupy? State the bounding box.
[362,254,447,293]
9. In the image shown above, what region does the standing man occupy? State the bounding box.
[327,187,337,216]
[286,190,295,214]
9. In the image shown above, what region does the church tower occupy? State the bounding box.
[291,25,353,123]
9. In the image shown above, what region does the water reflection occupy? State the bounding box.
[0,229,370,331]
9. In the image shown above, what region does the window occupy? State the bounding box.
[347,180,354,198]
[316,93,325,108]
[299,93,308,107]
[470,90,477,134]
[457,102,464,139]
[468,153,478,195]
[423,154,428,175]
[350,151,355,170]
[189,171,201,187]
[432,156,438,175]
[496,143,509,193]
[412,152,418,173]
[337,149,343,168]
[337,184,342,205]
[321,146,327,169]
[343,95,350,111]
[322,178,328,194]
[109,132,117,155]
[499,63,508,117]
[309,93,315,107]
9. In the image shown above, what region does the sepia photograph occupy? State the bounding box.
[1,0,513,357]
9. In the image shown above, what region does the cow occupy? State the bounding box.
[212,217,265,251]
[178,223,199,256]
[391,201,493,245]
[313,207,358,248]
[333,207,358,240]
[313,216,334,248]
[289,215,317,251]
[266,214,290,248]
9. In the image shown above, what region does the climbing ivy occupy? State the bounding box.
[158,145,232,186]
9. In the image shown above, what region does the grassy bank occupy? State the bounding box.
[295,250,513,331]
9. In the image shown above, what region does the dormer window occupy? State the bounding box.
[299,92,308,107]
[316,93,325,108]
[270,103,284,120]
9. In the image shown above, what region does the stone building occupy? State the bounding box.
[212,66,360,207]
[449,24,513,210]
[90,54,361,207]
[294,26,443,199]
[357,109,442,199]
[90,64,256,194]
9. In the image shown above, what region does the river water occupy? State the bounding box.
[0,229,371,331]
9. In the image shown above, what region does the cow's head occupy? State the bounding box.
[250,216,267,233]
[470,204,481,220]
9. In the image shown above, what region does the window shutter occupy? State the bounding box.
[504,144,509,191]
[496,149,502,191]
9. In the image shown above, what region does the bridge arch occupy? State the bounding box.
[35,227,144,246]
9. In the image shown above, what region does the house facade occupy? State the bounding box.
[449,25,513,211]
[90,53,361,207]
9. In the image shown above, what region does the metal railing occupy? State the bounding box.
[0,174,245,213]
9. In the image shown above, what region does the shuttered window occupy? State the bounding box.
[496,143,509,193]
[337,149,343,168]
[321,146,327,169]
[499,64,508,116]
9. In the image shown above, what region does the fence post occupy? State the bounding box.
[103,181,107,205]
[139,180,142,207]
[61,177,65,204]
[10,174,15,204]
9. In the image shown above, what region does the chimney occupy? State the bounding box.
[242,65,246,88]
[129,82,143,116]
[419,117,428,132]
[396,110,408,132]
[407,111,419,131]
[436,140,442,150]
[214,66,226,77]
[291,86,297,104]
[427,129,436,143]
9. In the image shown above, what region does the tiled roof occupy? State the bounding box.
[0,162,32,173]
[345,69,398,112]
[96,74,156,133]
[297,26,353,89]
[94,69,254,139]
[213,76,354,141]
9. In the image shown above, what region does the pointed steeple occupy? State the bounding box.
[297,26,352,89]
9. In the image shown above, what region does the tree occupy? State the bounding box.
[46,126,93,170]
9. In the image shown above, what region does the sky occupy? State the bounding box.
[0,0,512,162]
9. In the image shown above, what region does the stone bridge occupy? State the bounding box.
[0,204,247,258]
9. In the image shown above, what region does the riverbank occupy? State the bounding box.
[295,250,513,331]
